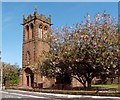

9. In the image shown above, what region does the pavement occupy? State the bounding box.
[0,89,120,100]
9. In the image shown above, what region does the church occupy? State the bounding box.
[19,9,82,89]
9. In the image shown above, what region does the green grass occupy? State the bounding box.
[92,84,120,89]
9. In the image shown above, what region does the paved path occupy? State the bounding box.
[0,89,120,100]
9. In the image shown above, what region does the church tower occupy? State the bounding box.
[19,8,54,88]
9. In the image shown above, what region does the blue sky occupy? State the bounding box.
[2,2,118,68]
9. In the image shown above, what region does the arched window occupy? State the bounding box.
[38,24,43,39]
[26,51,30,64]
[44,26,48,31]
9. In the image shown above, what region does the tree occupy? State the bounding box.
[2,62,19,86]
[40,11,119,88]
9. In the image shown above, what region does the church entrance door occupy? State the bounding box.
[25,68,34,87]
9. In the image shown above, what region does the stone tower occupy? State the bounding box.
[19,9,54,89]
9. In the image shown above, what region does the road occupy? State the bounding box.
[0,89,120,100]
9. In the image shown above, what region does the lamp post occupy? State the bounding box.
[118,1,120,94]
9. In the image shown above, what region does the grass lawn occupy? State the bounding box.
[92,84,120,89]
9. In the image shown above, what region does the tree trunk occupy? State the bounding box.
[87,79,92,88]
[83,83,86,88]
[88,82,91,88]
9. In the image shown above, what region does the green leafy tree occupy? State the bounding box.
[2,62,19,86]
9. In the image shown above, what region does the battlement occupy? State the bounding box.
[22,9,51,25]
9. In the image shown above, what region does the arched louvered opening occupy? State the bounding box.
[43,25,48,39]
[25,25,29,40]
[30,23,34,39]
[38,23,43,39]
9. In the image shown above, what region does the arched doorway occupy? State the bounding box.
[25,68,34,87]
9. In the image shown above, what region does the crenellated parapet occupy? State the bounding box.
[22,9,51,25]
